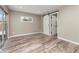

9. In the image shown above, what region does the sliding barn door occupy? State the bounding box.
[43,13,57,36]
[43,15,50,35]
[51,14,57,36]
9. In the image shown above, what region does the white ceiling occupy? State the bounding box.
[8,5,63,15]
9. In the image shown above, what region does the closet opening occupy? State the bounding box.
[43,11,58,38]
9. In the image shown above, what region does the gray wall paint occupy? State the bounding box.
[9,10,42,36]
[58,6,79,43]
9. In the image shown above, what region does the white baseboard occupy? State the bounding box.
[8,32,43,38]
[58,36,79,45]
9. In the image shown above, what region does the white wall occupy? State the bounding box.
[58,5,79,43]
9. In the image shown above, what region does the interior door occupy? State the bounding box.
[51,14,57,36]
[43,15,50,35]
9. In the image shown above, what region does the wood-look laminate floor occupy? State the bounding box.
[1,33,79,53]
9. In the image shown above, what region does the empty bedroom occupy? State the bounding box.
[0,5,79,53]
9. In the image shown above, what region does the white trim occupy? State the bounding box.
[8,32,43,38]
[58,36,79,45]
[42,32,51,36]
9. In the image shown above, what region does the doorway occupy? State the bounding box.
[51,14,57,36]
[43,12,57,38]
[50,13,57,38]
